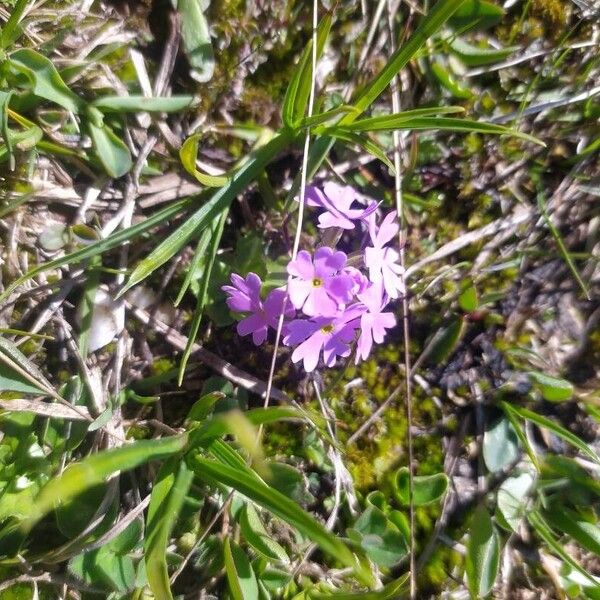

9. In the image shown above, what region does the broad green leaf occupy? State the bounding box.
[282,14,332,128]
[496,471,534,532]
[186,391,225,422]
[88,120,133,178]
[501,402,600,465]
[347,0,468,117]
[448,0,504,31]
[178,210,227,383]
[527,371,574,402]
[121,131,292,295]
[424,316,465,364]
[238,504,289,563]
[92,95,195,112]
[394,467,448,506]
[179,0,215,83]
[483,417,520,473]
[22,434,187,530]
[224,537,259,600]
[349,505,408,567]
[334,116,544,146]
[145,458,194,600]
[187,456,359,573]
[465,505,500,599]
[450,38,518,67]
[0,198,190,302]
[529,510,598,587]
[180,133,231,187]
[544,506,600,556]
[9,49,84,113]
[458,281,478,312]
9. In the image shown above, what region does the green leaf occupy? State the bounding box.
[349,505,408,567]
[450,38,518,67]
[394,467,448,506]
[0,198,189,302]
[224,537,259,600]
[527,371,574,402]
[424,316,465,364]
[458,281,479,312]
[121,131,292,295]
[179,0,215,83]
[465,505,500,599]
[238,504,289,563]
[448,0,504,31]
[348,0,468,117]
[178,210,228,383]
[431,63,473,99]
[1,0,29,49]
[88,120,133,178]
[529,510,598,587]
[0,336,58,398]
[327,130,396,173]
[496,471,534,532]
[145,458,194,600]
[180,133,231,187]
[308,574,410,599]
[91,95,195,112]
[544,506,600,556]
[9,49,85,113]
[483,417,520,473]
[22,434,187,530]
[187,456,359,573]
[334,116,544,146]
[501,402,600,465]
[282,14,332,128]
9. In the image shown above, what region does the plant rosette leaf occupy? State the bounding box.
[394,467,449,507]
[465,505,500,598]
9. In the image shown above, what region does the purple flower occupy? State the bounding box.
[305,182,378,230]
[355,283,396,363]
[222,273,295,345]
[364,212,405,299]
[284,307,363,372]
[287,247,354,317]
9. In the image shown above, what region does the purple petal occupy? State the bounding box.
[237,313,266,337]
[252,326,269,346]
[305,185,328,208]
[325,274,354,305]
[283,318,320,346]
[322,182,355,213]
[291,331,326,372]
[287,251,314,279]
[317,211,355,230]
[288,278,312,310]
[373,212,399,248]
[314,247,347,277]
[302,287,339,317]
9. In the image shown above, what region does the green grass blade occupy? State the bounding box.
[22,435,187,531]
[91,95,195,113]
[538,194,590,299]
[503,403,600,465]
[174,228,212,306]
[120,131,292,296]
[145,458,194,600]
[180,133,231,187]
[187,455,359,572]
[345,0,468,119]
[0,199,190,303]
[334,116,544,146]
[326,130,396,173]
[178,210,228,384]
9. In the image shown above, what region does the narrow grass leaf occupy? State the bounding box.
[327,130,395,173]
[120,132,292,296]
[145,458,194,600]
[23,435,187,530]
[529,510,599,587]
[544,506,600,557]
[92,95,195,112]
[180,133,230,187]
[0,198,189,302]
[1,0,29,48]
[187,456,358,571]
[224,537,259,600]
[502,402,600,465]
[178,211,227,383]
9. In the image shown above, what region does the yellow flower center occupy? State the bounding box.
[320,324,334,333]
[312,277,323,287]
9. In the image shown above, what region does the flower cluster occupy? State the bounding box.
[222,182,404,372]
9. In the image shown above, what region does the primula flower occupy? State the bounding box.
[287,247,354,316]
[364,212,405,299]
[222,273,294,345]
[283,307,363,372]
[355,282,396,363]
[305,182,377,230]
